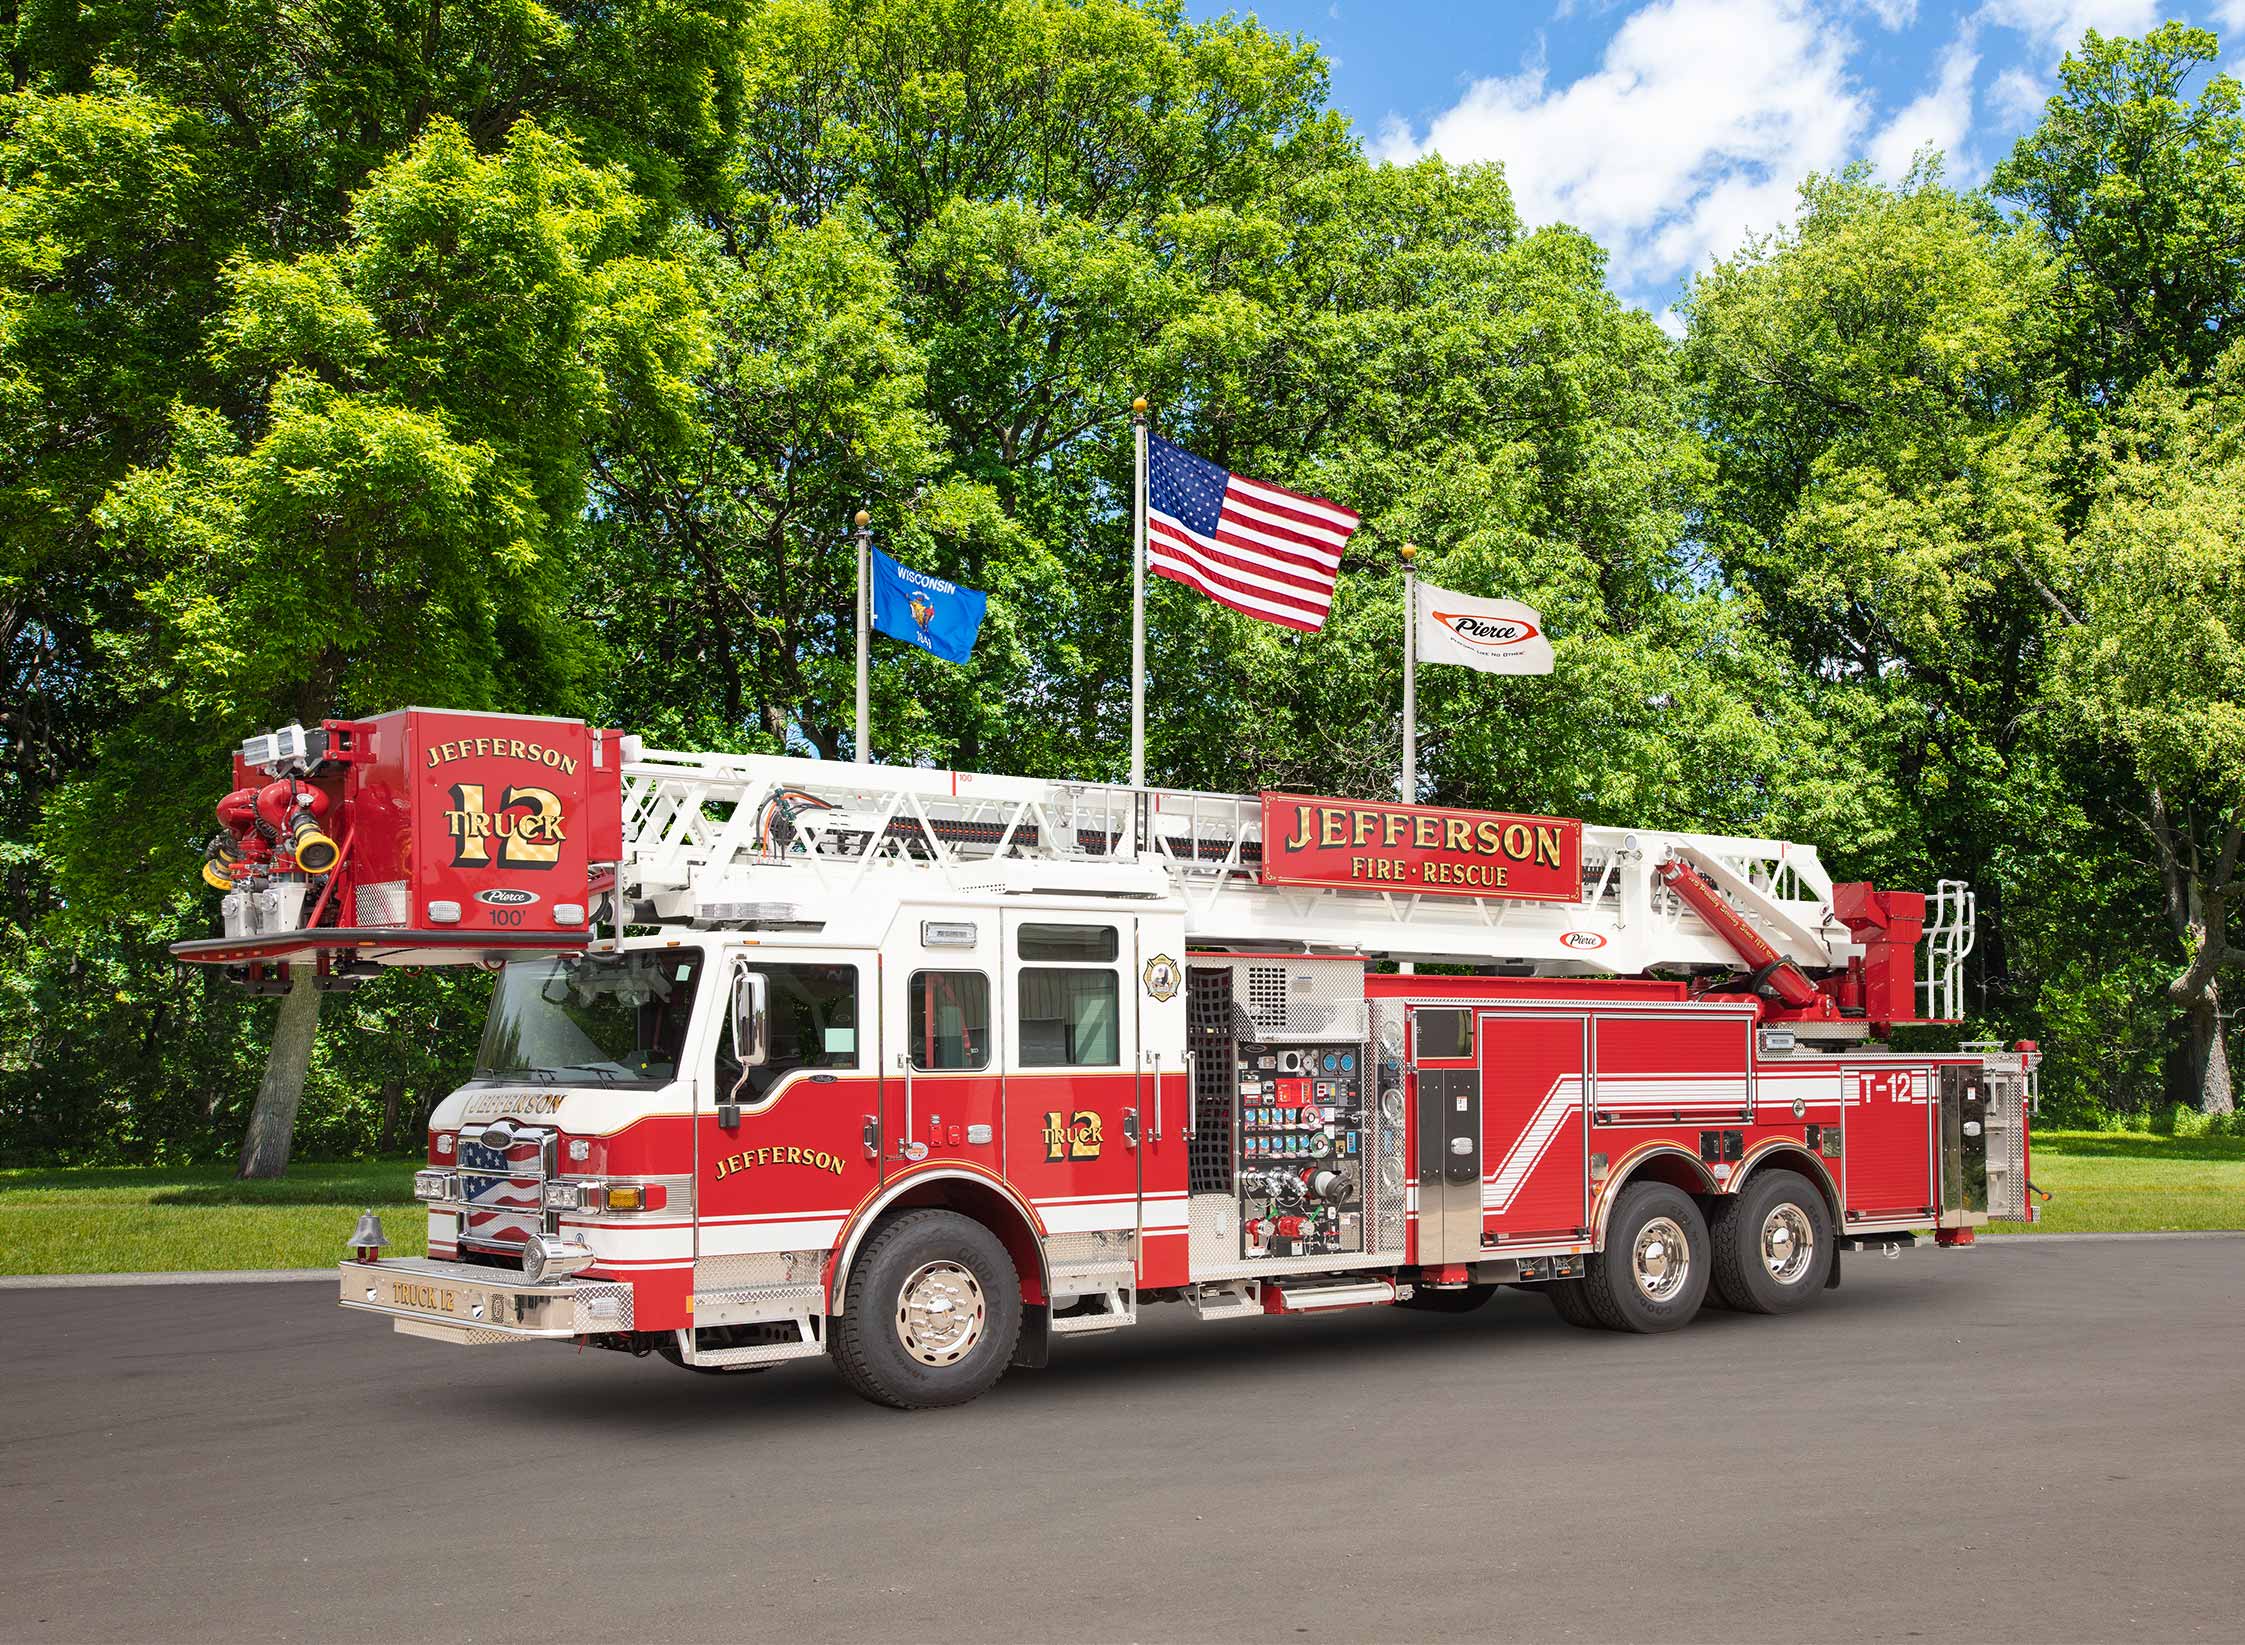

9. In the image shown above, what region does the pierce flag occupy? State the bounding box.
[1413,582,1554,675]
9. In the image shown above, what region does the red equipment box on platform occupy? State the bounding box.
[344,709,624,936]
[173,708,626,973]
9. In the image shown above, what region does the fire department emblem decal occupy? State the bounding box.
[1141,953,1181,1002]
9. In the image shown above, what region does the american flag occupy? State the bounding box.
[1146,435,1360,632]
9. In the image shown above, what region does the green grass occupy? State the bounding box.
[1987,1130,2245,1235]
[1,1130,2238,1275]
[0,1161,424,1275]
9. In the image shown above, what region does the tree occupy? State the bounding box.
[1992,24,2245,466]
[56,118,703,1174]
[2050,344,2245,1113]
[1681,164,2087,1013]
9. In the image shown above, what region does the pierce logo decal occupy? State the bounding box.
[1431,612,1542,650]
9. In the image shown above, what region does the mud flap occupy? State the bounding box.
[1826,1243,1843,1290]
[1012,1302,1051,1369]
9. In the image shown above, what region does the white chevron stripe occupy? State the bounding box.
[1483,1075,1583,1212]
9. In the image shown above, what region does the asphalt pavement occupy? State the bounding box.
[4,1237,2242,1643]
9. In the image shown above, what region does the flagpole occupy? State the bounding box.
[1399,541,1418,978]
[1130,397,1148,790]
[854,509,871,766]
[1401,541,1418,801]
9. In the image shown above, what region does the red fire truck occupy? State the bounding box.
[176,708,2037,1409]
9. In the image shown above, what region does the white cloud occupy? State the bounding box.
[2215,1,2245,33]
[1977,1,2156,55]
[1988,64,2047,126]
[1869,33,1981,180]
[1860,0,1919,26]
[1375,0,1870,294]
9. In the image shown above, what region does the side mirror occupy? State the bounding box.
[729,966,769,1069]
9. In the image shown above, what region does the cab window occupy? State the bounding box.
[909,971,990,1071]
[1019,970,1119,1066]
[715,961,859,1102]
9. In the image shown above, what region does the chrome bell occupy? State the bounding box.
[347,1208,390,1261]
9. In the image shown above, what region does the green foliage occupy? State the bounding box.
[2,5,2240,1162]
[1992,23,2245,415]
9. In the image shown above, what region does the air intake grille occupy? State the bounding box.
[1187,968,1238,1193]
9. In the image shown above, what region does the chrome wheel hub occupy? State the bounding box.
[895,1260,986,1366]
[1761,1204,1815,1285]
[1631,1216,1691,1303]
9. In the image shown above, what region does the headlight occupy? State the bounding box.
[412,1170,452,1202]
[542,1179,584,1210]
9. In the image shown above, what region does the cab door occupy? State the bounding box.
[1001,911,1140,1242]
[882,910,1004,1174]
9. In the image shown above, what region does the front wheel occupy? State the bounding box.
[831,1209,1023,1410]
[1710,1170,1834,1313]
[1583,1182,1711,1333]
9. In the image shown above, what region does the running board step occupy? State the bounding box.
[679,1319,825,1368]
[1049,1285,1136,1335]
[1264,1277,1398,1314]
[1187,1280,1264,1321]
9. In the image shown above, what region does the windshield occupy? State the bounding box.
[474,950,705,1089]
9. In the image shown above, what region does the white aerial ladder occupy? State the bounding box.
[608,746,1975,1021]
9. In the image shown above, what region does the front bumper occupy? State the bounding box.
[337,1256,633,1345]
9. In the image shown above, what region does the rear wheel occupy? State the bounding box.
[1710,1170,1833,1313]
[831,1209,1022,1410]
[1583,1182,1710,1333]
[1544,1277,1603,1329]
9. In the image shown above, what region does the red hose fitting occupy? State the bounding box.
[255,780,341,875]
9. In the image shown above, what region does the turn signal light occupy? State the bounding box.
[561,1180,668,1214]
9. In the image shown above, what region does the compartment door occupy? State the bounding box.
[1479,1011,1589,1243]
[1842,1065,1934,1220]
[1409,1006,1479,1265]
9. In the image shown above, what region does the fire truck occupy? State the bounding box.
[176,708,2038,1409]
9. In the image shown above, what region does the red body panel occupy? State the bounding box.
[1479,1012,1589,1241]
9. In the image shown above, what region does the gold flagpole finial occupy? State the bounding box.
[1400,541,1418,563]
[1132,397,1148,416]
[854,509,869,529]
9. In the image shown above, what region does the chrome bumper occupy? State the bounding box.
[337,1257,633,1345]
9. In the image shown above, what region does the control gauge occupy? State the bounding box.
[1310,1134,1332,1157]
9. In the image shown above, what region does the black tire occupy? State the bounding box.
[831,1209,1022,1410]
[1582,1181,1711,1333]
[1710,1169,1834,1314]
[1545,1277,1604,1329]
[1402,1283,1497,1314]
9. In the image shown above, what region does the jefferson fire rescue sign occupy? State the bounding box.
[1260,794,1582,902]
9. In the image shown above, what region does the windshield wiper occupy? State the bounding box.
[536,1062,630,1084]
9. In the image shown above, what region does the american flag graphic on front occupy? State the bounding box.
[1146,435,1359,632]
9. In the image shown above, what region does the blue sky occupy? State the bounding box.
[1188,2,2244,319]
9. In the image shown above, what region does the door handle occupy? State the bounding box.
[1122,1108,1140,1148]
[892,1052,913,1158]
[862,1114,880,1162]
